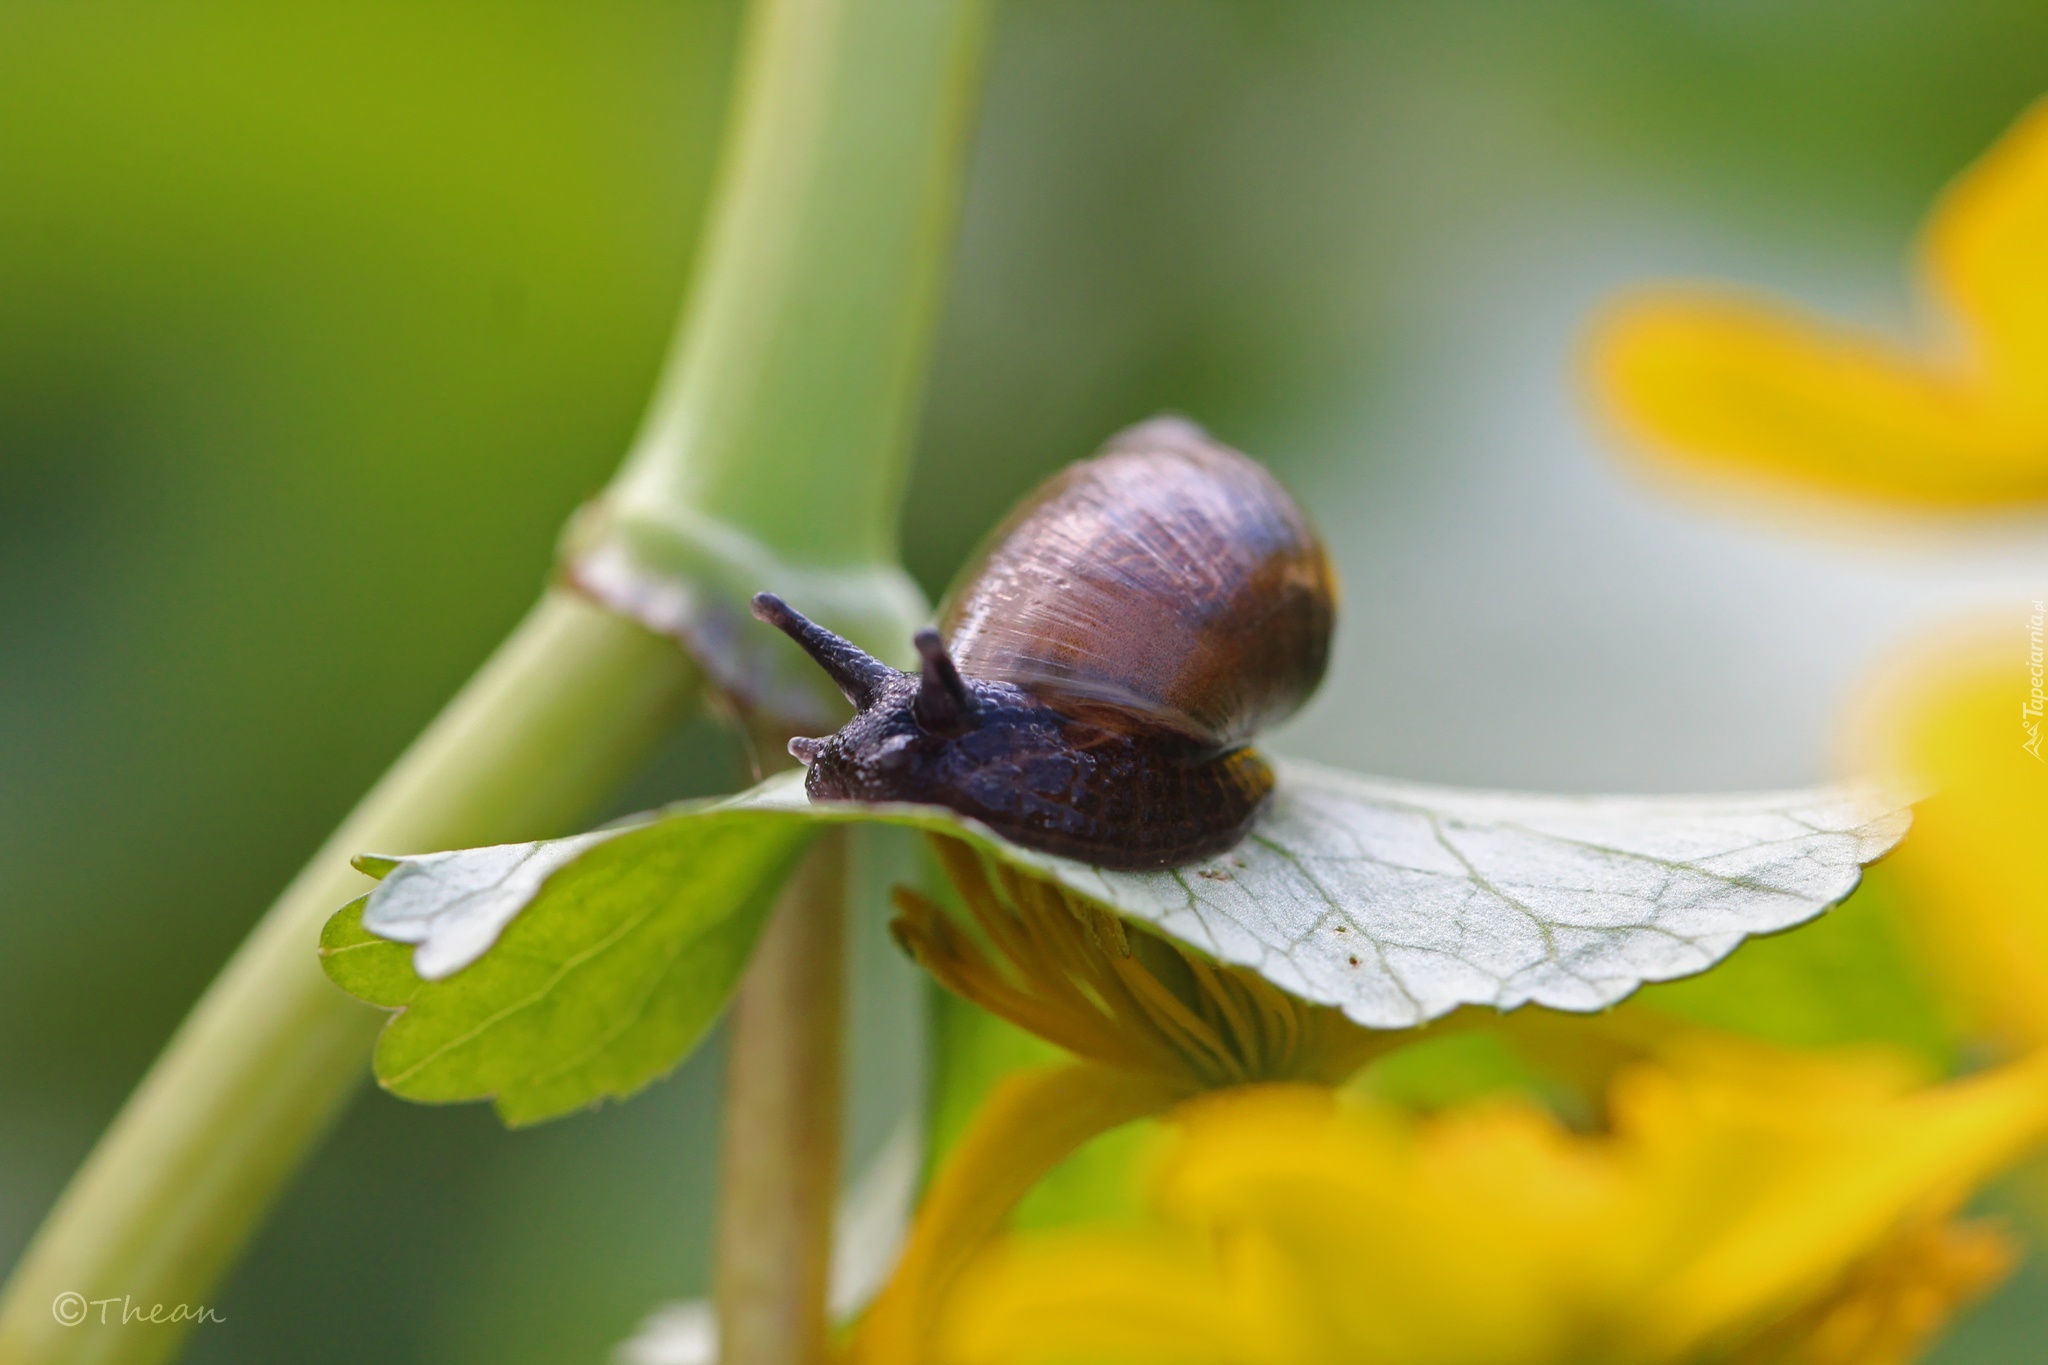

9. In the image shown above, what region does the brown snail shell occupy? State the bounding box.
[752,416,1337,870]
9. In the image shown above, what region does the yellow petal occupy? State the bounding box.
[1730,1217,2019,1365]
[1639,1045,2048,1358]
[1588,94,2048,507]
[1851,627,2048,1048]
[945,1084,1599,1365]
[1589,292,2048,505]
[938,1044,2048,1365]
[1924,95,2048,411]
[939,1232,1250,1365]
[850,1062,1185,1365]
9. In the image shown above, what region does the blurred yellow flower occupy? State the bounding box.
[1590,97,2048,506]
[868,642,2048,1365]
[1583,88,2048,1360]
[1852,633,2048,1053]
[852,837,1434,1365]
[1589,85,2048,1052]
[938,1038,2048,1365]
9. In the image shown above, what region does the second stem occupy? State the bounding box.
[716,830,847,1365]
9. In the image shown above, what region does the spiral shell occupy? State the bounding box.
[941,416,1335,748]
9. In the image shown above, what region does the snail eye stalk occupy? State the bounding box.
[912,629,973,735]
[751,592,896,710]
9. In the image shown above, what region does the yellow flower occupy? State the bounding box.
[1850,632,2048,1052]
[1589,87,2048,1052]
[852,836,1441,1364]
[865,657,2048,1363]
[1583,90,2048,1359]
[1590,96,2048,506]
[938,1037,2048,1365]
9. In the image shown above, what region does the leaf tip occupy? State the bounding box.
[352,853,402,880]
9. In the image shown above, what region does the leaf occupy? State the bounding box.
[332,759,1909,1092]
[320,896,424,1008]
[353,829,626,981]
[732,761,1908,1029]
[1068,763,1912,1029]
[320,810,816,1124]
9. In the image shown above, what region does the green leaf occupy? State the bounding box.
[331,759,1910,1121]
[350,853,403,879]
[720,764,1908,1028]
[1073,762,1909,1030]
[354,826,630,981]
[322,810,816,1125]
[319,896,422,1009]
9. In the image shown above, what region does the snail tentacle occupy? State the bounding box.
[912,629,974,735]
[750,592,896,710]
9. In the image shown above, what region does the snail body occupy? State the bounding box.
[753,417,1336,870]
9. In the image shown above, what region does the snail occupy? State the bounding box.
[752,416,1337,870]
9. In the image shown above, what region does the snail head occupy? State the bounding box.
[749,591,1071,805]
[753,589,1007,765]
[750,591,1270,869]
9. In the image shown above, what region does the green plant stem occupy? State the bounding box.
[607,0,987,572]
[0,592,700,1365]
[715,830,847,1365]
[632,0,986,1356]
[1,0,987,1356]
[574,0,991,721]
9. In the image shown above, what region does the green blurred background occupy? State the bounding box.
[5,1,2048,1360]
